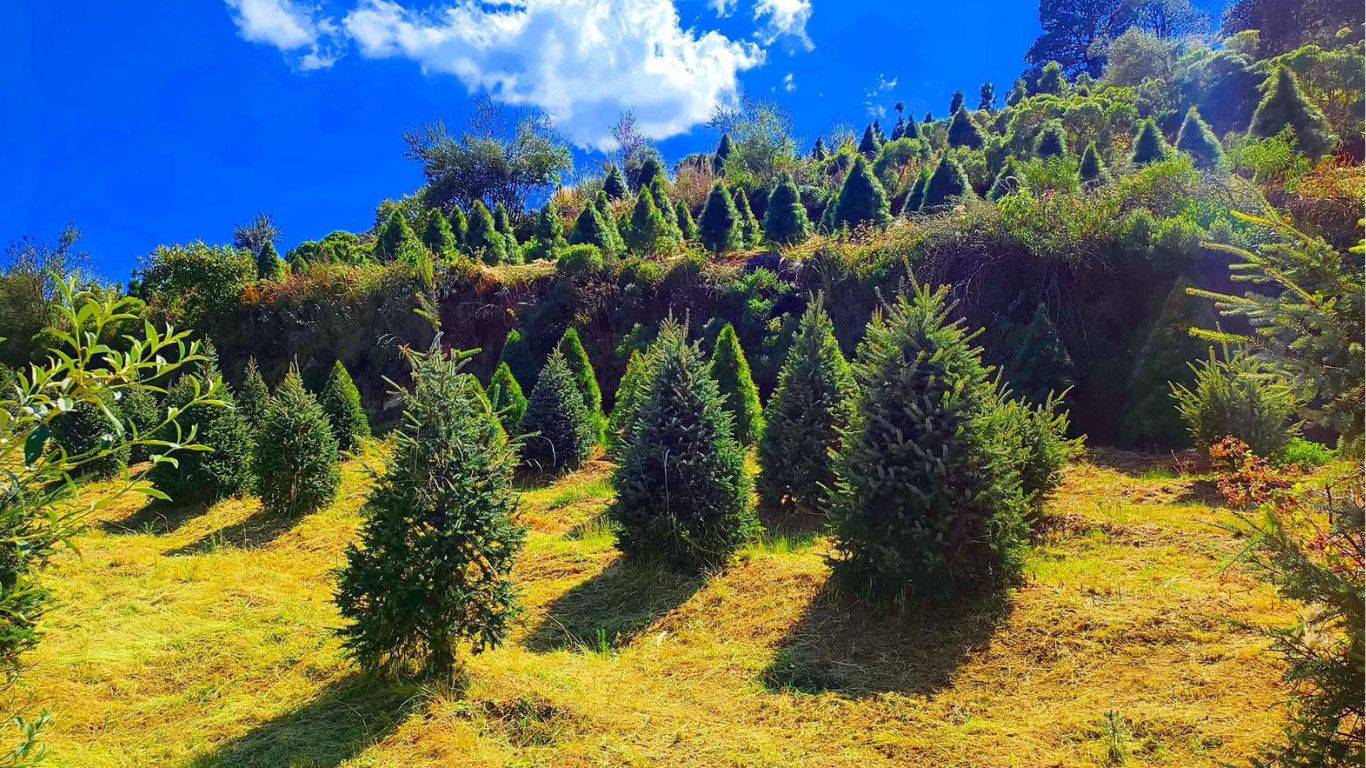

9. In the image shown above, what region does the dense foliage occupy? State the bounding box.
[518,349,595,474]
[255,368,341,517]
[319,360,370,452]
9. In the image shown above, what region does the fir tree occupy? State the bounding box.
[255,367,341,517]
[1174,106,1226,169]
[890,115,906,141]
[713,134,734,173]
[1127,279,1215,448]
[238,357,270,429]
[633,156,669,193]
[569,197,623,257]
[947,107,985,149]
[602,164,629,200]
[1034,120,1068,158]
[949,90,965,115]
[376,210,418,263]
[51,394,128,479]
[1249,65,1336,158]
[148,359,253,500]
[674,199,699,241]
[762,174,812,246]
[486,361,527,437]
[709,324,763,446]
[811,137,829,160]
[1131,119,1173,165]
[1000,305,1074,405]
[734,189,761,247]
[255,240,285,281]
[526,201,566,261]
[609,322,755,570]
[493,203,515,242]
[832,155,892,230]
[699,182,743,254]
[499,330,539,393]
[756,298,855,516]
[830,286,1027,604]
[1078,141,1111,186]
[607,349,649,460]
[556,328,604,439]
[1006,78,1028,106]
[986,157,1023,201]
[465,200,508,265]
[1034,61,1065,95]
[978,81,996,111]
[448,207,468,246]
[858,124,882,158]
[420,208,458,257]
[900,112,920,140]
[624,187,678,254]
[336,345,524,678]
[518,349,596,474]
[320,360,370,452]
[900,171,929,215]
[920,155,975,211]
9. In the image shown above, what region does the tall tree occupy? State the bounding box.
[978,81,997,111]
[1026,0,1135,77]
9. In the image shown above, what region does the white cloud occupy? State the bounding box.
[224,0,340,70]
[782,72,795,92]
[342,0,765,149]
[754,0,812,49]
[863,72,897,117]
[709,0,738,18]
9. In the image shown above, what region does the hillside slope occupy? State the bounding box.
[19,446,1292,767]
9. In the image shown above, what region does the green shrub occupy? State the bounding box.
[149,369,254,502]
[465,200,509,265]
[526,201,566,262]
[829,286,1027,604]
[986,157,1023,201]
[734,191,761,248]
[336,346,524,678]
[50,394,128,479]
[255,368,341,516]
[756,299,855,516]
[1033,120,1068,158]
[762,174,812,246]
[1278,438,1334,468]
[557,244,605,277]
[609,322,755,570]
[708,324,764,446]
[518,349,596,474]
[319,360,370,452]
[674,199,699,242]
[118,386,160,464]
[603,164,628,199]
[486,361,527,436]
[997,394,1082,513]
[556,328,603,439]
[1172,349,1301,458]
[376,210,419,264]
[624,188,679,255]
[569,194,624,257]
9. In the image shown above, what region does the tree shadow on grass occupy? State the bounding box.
[755,506,827,550]
[523,555,705,653]
[188,674,421,768]
[167,505,306,556]
[99,497,211,536]
[761,580,1012,698]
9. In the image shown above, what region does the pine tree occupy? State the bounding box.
[493,203,515,241]
[811,137,829,160]
[920,155,975,211]
[1249,65,1336,158]
[486,361,527,437]
[148,359,253,500]
[498,329,539,394]
[624,187,678,254]
[900,112,920,140]
[1034,61,1065,95]
[320,360,370,452]
[949,90,965,115]
[734,189,761,247]
[1000,304,1074,405]
[420,208,458,257]
[1131,119,1173,165]
[448,207,469,246]
[1006,78,1028,106]
[609,322,755,570]
[255,241,285,281]
[762,174,812,246]
[607,349,649,460]
[336,345,524,679]
[978,81,996,111]
[713,134,734,173]
[674,199,699,241]
[633,156,669,194]
[830,286,1027,604]
[709,324,763,445]
[699,182,743,254]
[376,210,418,263]
[238,357,270,429]
[986,157,1023,201]
[858,124,882,157]
[1078,141,1111,186]
[569,194,624,257]
[832,155,892,230]
[526,201,566,261]
[256,367,341,517]
[465,200,508,265]
[1174,106,1226,169]
[518,349,596,474]
[1034,120,1068,158]
[603,164,629,200]
[556,328,603,439]
[890,115,906,141]
[947,107,985,149]
[756,298,855,516]
[1127,279,1215,448]
[900,171,929,215]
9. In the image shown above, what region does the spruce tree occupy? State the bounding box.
[1127,279,1216,448]
[609,321,755,570]
[624,187,678,254]
[602,164,629,200]
[518,349,595,474]
[1006,78,1028,106]
[674,199,699,241]
[465,200,508,265]
[493,203,515,242]
[762,174,812,246]
[900,112,920,140]
[255,367,341,517]
[486,361,527,437]
[570,194,624,257]
[1174,106,1226,169]
[756,298,855,516]
[256,241,285,281]
[1249,65,1335,158]
[336,345,524,678]
[118,386,160,465]
[709,324,763,446]
[830,286,1027,604]
[320,360,370,452]
[734,189,761,247]
[713,134,734,173]
[448,207,468,246]
[978,81,996,111]
[238,357,270,429]
[947,107,985,149]
[832,155,892,230]
[949,90,965,115]
[556,328,603,439]
[51,394,129,479]
[900,172,929,215]
[376,210,418,263]
[1131,119,1173,165]
[890,115,906,141]
[1034,61,1065,95]
[1034,120,1068,158]
[1000,305,1074,405]
[420,208,458,258]
[699,182,743,254]
[858,124,882,157]
[527,201,567,261]
[920,155,975,211]
[148,358,253,500]
[1078,141,1111,186]
[986,157,1023,201]
[607,349,649,460]
[499,329,539,394]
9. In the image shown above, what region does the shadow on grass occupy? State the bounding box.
[188,675,420,768]
[99,497,211,536]
[754,507,827,551]
[167,505,306,556]
[1085,447,1194,479]
[761,580,1011,698]
[523,555,704,653]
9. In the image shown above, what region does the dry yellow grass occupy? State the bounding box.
[15,444,1293,767]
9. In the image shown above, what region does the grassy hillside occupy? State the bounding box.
[15,445,1295,767]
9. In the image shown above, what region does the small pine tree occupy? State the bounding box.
[1174,106,1226,169]
[569,195,624,257]
[858,124,882,157]
[602,164,629,200]
[633,156,669,193]
[756,298,855,516]
[734,189,760,247]
[607,349,649,459]
[709,324,763,446]
[978,81,996,111]
[609,322,755,570]
[1131,119,1173,165]
[1078,141,1111,186]
[624,187,678,254]
[762,174,812,246]
[518,349,596,474]
[499,329,539,394]
[527,201,567,261]
[336,345,524,678]
[448,207,469,246]
[1006,78,1028,106]
[493,203,515,242]
[376,210,418,263]
[238,357,270,429]
[674,199,699,241]
[255,240,286,281]
[920,155,975,211]
[947,107,985,149]
[1127,279,1216,449]
[713,134,734,173]
[149,364,253,501]
[256,367,341,517]
[1172,349,1300,458]
[901,171,929,215]
[1033,120,1068,158]
[830,286,1027,604]
[986,157,1023,201]
[698,182,743,254]
[556,328,603,439]
[1249,65,1336,158]
[320,360,370,452]
[465,200,508,265]
[832,155,892,230]
[487,361,527,436]
[1000,304,1074,405]
[901,112,921,140]
[949,90,965,114]
[420,208,458,257]
[1034,61,1065,95]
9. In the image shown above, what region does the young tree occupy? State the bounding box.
[920,155,975,211]
[709,324,764,446]
[1127,279,1215,448]
[602,164,629,200]
[901,171,930,214]
[978,81,997,111]
[1248,65,1336,158]
[526,201,566,261]
[50,394,129,480]
[756,298,855,516]
[518,349,596,473]
[624,187,678,254]
[947,107,986,149]
[493,203,517,244]
[148,361,254,501]
[857,124,882,158]
[1078,141,1112,185]
[320,360,370,452]
[674,199,699,242]
[486,361,527,436]
[336,345,524,679]
[1130,118,1173,165]
[376,210,419,264]
[1034,120,1069,158]
[1174,106,1225,169]
[1172,349,1301,458]
[465,200,509,265]
[556,328,603,439]
[762,174,812,246]
[237,357,270,429]
[1000,304,1075,405]
[255,241,286,281]
[569,195,624,257]
[830,286,1028,604]
[831,156,892,230]
[698,182,743,253]
[811,137,829,160]
[498,329,539,393]
[607,349,649,460]
[733,189,761,247]
[448,206,469,245]
[713,133,734,173]
[609,322,755,570]
[256,367,341,517]
[900,112,921,140]
[420,208,459,257]
[1034,60,1068,93]
[986,157,1024,201]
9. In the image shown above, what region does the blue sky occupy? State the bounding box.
[3,0,1046,281]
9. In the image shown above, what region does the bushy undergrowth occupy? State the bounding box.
[1172,349,1300,459]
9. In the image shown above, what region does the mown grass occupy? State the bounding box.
[17,443,1295,767]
